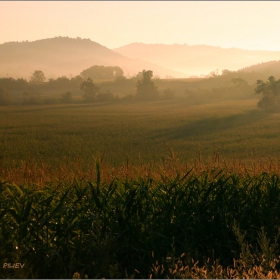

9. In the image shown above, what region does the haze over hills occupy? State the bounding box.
[113,43,280,77]
[239,60,280,77]
[0,37,186,79]
[2,37,280,81]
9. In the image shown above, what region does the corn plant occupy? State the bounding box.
[1,162,280,278]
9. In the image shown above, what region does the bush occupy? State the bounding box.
[257,95,280,112]
[60,91,72,103]
[255,76,280,111]
[96,90,115,102]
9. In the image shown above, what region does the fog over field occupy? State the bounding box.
[2,2,280,279]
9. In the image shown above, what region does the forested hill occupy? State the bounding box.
[239,60,280,77]
[0,37,186,79]
[114,43,280,77]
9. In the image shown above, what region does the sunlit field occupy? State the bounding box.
[1,98,279,171]
[2,97,280,278]
[3,1,280,277]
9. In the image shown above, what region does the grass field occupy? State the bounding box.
[0,98,279,171]
[2,96,280,278]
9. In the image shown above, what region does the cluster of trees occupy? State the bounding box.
[29,70,46,84]
[135,70,159,100]
[3,65,276,109]
[78,69,174,103]
[80,65,124,80]
[0,65,177,106]
[0,71,83,90]
[80,78,115,102]
[255,76,280,111]
[0,77,28,90]
[47,75,84,89]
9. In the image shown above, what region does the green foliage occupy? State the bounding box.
[136,70,159,100]
[1,168,280,278]
[80,78,100,102]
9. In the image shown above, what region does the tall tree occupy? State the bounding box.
[135,70,158,100]
[30,70,46,84]
[255,76,280,110]
[80,78,100,102]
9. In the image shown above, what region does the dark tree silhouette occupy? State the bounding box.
[80,65,124,80]
[135,70,159,100]
[80,78,100,102]
[30,70,46,84]
[255,76,280,111]
[0,78,28,91]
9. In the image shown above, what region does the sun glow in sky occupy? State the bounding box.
[1,1,280,51]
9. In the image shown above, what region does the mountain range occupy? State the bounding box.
[0,37,186,79]
[1,36,280,80]
[113,43,280,77]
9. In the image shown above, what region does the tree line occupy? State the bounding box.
[0,67,176,106]
[1,65,278,111]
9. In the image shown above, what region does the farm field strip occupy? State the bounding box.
[1,99,280,169]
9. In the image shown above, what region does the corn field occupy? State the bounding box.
[1,158,280,278]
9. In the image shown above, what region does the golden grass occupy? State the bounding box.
[2,150,280,187]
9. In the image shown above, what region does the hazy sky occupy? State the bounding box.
[1,1,280,51]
